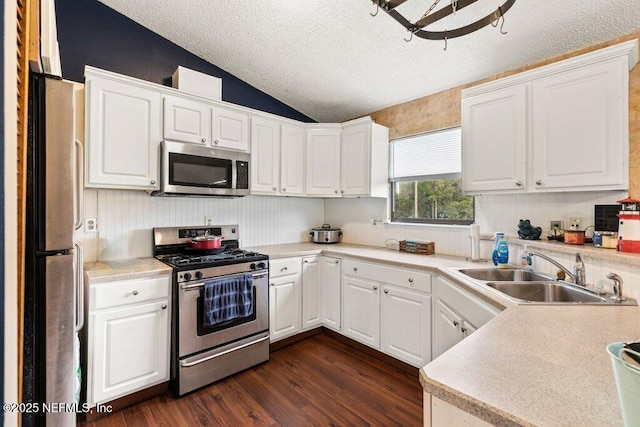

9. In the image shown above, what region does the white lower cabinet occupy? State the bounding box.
[301,255,342,331]
[86,275,171,407]
[269,258,302,342]
[342,259,433,367]
[433,275,502,358]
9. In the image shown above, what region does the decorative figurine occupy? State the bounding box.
[517,219,542,240]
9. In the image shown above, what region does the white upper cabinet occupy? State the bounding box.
[461,85,528,193]
[250,117,281,194]
[305,126,342,197]
[250,119,305,196]
[85,69,162,190]
[461,39,638,194]
[280,124,305,196]
[340,118,389,198]
[531,58,627,190]
[211,106,250,151]
[163,95,210,145]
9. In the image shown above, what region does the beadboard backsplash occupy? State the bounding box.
[77,189,324,262]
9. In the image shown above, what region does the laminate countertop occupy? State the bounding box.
[84,258,172,283]
[249,242,640,426]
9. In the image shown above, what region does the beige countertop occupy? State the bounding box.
[84,258,172,283]
[420,305,640,426]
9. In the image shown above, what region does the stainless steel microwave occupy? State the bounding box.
[152,140,250,197]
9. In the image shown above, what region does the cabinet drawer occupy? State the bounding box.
[92,275,171,310]
[343,259,432,293]
[269,257,301,278]
[436,276,501,329]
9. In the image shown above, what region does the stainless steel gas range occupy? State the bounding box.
[153,225,269,396]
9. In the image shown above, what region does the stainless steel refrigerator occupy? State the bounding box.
[24,74,84,427]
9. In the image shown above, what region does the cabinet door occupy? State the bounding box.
[269,273,301,342]
[342,275,380,348]
[381,285,431,367]
[86,77,162,190]
[250,117,281,195]
[433,298,463,359]
[341,121,370,196]
[461,85,528,193]
[301,257,322,330]
[280,124,305,196]
[211,106,250,151]
[163,95,210,145]
[305,128,341,196]
[320,256,342,331]
[90,300,170,404]
[532,58,627,190]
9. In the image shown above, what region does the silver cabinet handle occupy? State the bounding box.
[201,138,206,143]
[453,320,459,327]
[150,180,156,185]
[340,190,344,194]
[334,190,338,194]
[384,289,389,294]
[535,179,543,185]
[132,290,139,296]
[73,241,84,332]
[515,180,523,186]
[270,283,275,287]
[353,267,358,272]
[304,260,308,263]
[334,260,339,264]
[281,266,288,271]
[73,140,84,231]
[408,278,414,283]
[461,327,467,334]
[282,188,287,192]
[214,139,219,145]
[373,286,378,291]
[272,187,277,191]
[161,304,168,310]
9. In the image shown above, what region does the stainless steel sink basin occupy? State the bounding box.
[458,268,554,282]
[486,281,607,303]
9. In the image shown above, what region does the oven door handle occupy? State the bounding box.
[180,272,267,291]
[180,335,270,368]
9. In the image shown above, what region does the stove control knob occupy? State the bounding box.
[183,272,192,281]
[257,262,266,270]
[250,263,256,271]
[195,271,203,280]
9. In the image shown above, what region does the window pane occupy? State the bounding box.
[392,179,474,223]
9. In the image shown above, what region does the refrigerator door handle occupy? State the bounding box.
[74,139,84,231]
[74,241,84,332]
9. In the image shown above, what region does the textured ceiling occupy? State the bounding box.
[96,0,640,122]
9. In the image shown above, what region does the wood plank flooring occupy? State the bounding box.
[80,333,423,426]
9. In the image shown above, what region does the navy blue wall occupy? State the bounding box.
[54,0,314,122]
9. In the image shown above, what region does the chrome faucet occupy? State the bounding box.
[523,249,586,286]
[606,273,626,303]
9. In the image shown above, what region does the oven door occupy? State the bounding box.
[177,270,268,357]
[159,140,249,197]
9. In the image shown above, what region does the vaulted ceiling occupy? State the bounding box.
[97,0,640,122]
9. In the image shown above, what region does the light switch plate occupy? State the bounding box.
[205,216,214,226]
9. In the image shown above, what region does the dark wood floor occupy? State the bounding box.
[80,333,423,426]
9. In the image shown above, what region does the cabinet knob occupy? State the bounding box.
[273,187,277,191]
[453,320,459,327]
[408,278,414,283]
[461,327,467,333]
[270,283,275,287]
[384,289,389,294]
[281,266,288,271]
[214,139,219,145]
[132,290,139,296]
[150,180,156,185]
[535,179,543,185]
[282,188,287,192]
[334,190,338,194]
[373,286,378,291]
[515,180,523,186]
[201,138,206,143]
[341,190,344,194]
[161,304,168,310]
[304,260,308,263]
[353,267,358,272]
[335,260,339,264]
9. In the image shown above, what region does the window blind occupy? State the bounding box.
[389,127,462,182]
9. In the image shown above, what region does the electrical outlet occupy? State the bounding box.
[205,216,214,226]
[550,220,563,231]
[569,217,582,230]
[84,218,98,233]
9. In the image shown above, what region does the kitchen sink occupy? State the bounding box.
[486,281,608,303]
[457,268,554,282]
